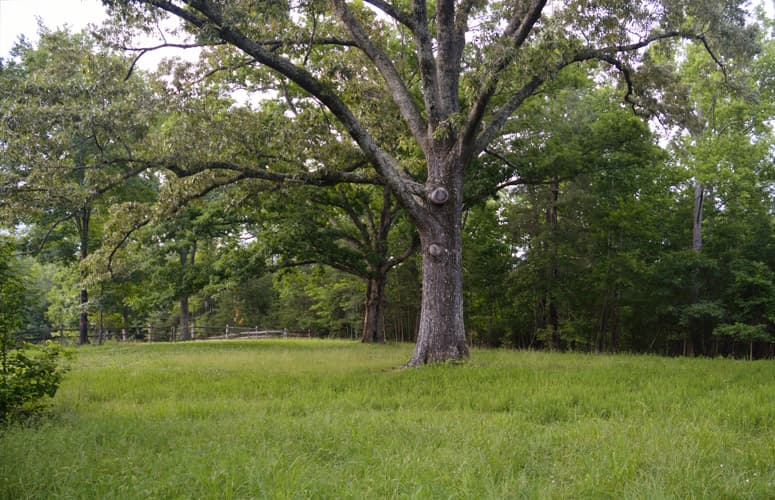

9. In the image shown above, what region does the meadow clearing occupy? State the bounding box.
[1,339,773,499]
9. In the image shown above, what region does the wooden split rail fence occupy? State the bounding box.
[15,325,313,344]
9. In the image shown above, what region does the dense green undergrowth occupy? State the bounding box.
[1,340,773,499]
[0,341,71,424]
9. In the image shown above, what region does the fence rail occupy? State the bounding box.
[14,325,313,344]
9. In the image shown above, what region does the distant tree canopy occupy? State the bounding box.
[0,28,163,344]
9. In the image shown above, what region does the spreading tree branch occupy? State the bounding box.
[386,232,420,271]
[144,0,427,223]
[331,0,430,155]
[475,29,728,157]
[17,214,74,257]
[161,159,382,187]
[363,0,415,29]
[122,41,223,80]
[460,0,548,153]
[411,0,442,128]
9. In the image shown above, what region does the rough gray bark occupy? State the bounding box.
[406,154,469,365]
[407,227,469,365]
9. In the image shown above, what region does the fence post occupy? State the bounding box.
[225,324,230,339]
[148,324,153,343]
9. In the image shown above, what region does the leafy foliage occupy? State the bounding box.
[0,241,71,423]
[0,341,72,423]
[0,240,24,340]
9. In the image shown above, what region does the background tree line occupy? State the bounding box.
[1,3,774,359]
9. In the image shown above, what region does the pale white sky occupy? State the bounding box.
[0,0,107,57]
[1,0,773,60]
[0,0,195,69]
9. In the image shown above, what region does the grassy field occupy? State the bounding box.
[1,340,773,499]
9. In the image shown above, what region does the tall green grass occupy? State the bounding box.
[1,340,773,499]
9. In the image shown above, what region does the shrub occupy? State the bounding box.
[0,340,72,423]
[1,239,72,423]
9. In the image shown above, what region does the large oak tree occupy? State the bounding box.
[103,0,757,364]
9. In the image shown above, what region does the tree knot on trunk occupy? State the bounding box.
[428,187,450,205]
[428,243,445,258]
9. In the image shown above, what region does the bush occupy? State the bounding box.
[0,340,72,423]
[0,238,72,423]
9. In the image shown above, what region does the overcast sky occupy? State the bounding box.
[0,0,201,68]
[1,0,774,60]
[0,0,107,56]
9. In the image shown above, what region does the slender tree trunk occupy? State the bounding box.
[361,274,387,343]
[548,299,559,349]
[121,307,129,341]
[76,207,91,345]
[98,302,104,345]
[79,287,89,345]
[178,248,192,341]
[179,295,190,341]
[599,297,609,353]
[610,290,621,353]
[546,179,561,350]
[686,181,704,356]
[692,182,704,254]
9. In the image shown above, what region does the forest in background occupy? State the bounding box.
[1,3,774,359]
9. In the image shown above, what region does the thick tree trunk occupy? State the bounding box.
[361,275,387,343]
[407,229,469,365]
[406,162,469,365]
